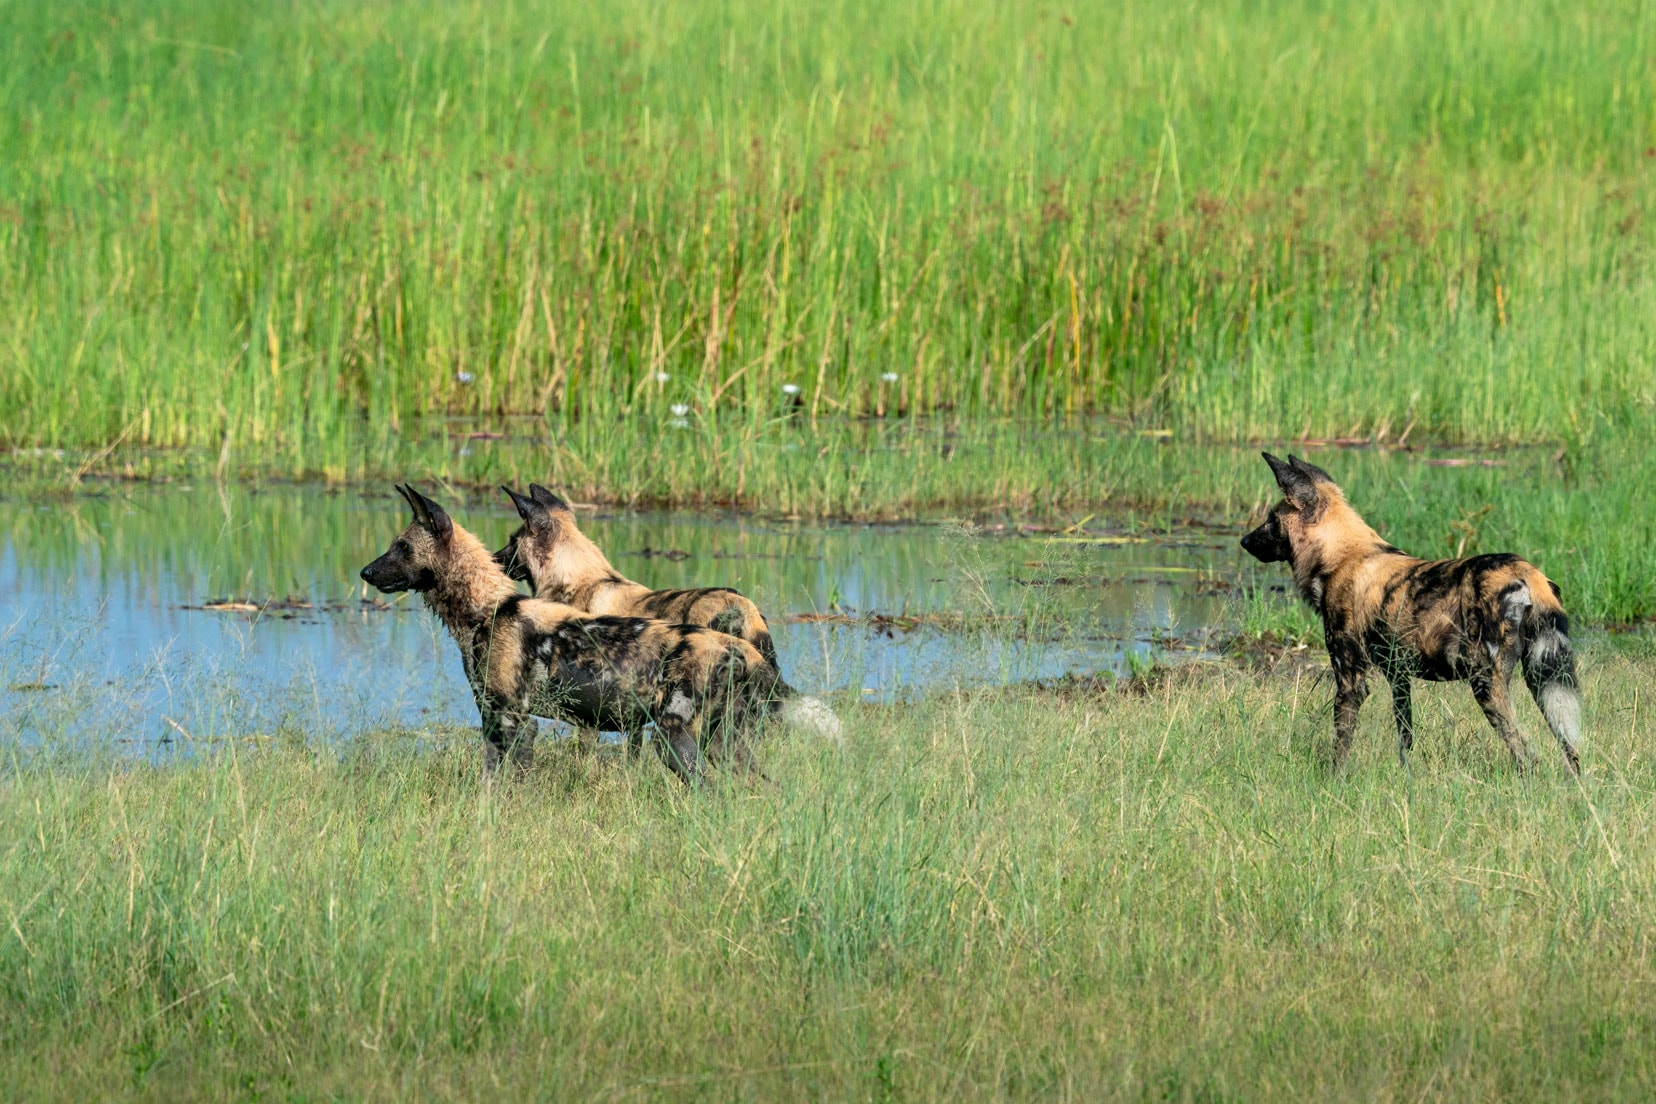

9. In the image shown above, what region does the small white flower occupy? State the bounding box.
[670,403,690,418]
[881,372,899,383]
[781,383,801,396]
[669,417,690,429]
[653,371,671,384]
[456,370,475,385]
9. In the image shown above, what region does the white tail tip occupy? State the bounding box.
[781,695,844,744]
[1539,683,1582,752]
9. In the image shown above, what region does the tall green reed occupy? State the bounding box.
[2,0,1654,468]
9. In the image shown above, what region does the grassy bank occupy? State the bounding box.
[2,653,1654,1100]
[3,0,1655,470]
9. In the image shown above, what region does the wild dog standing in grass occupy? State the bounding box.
[1241,454,1581,773]
[359,484,789,780]
[495,484,842,743]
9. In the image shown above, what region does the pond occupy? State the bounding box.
[0,481,1252,755]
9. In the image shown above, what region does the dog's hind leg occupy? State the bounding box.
[481,706,534,775]
[1388,674,1415,767]
[1471,664,1533,772]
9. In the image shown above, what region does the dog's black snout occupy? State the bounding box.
[359,567,373,582]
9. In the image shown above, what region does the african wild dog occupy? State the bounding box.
[493,484,779,665]
[1241,453,1582,773]
[359,484,788,780]
[496,485,843,743]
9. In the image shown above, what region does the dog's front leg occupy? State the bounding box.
[1330,649,1370,770]
[1388,674,1415,766]
[477,694,534,775]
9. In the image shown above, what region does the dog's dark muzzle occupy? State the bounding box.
[360,553,410,593]
[1240,525,1289,564]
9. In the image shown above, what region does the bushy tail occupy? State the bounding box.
[1520,579,1582,774]
[775,682,845,744]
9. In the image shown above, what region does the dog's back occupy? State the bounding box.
[495,485,780,665]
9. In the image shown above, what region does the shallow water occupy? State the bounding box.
[1,482,1248,754]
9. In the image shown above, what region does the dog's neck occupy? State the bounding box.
[421,525,522,644]
[1293,496,1394,611]
[531,519,631,607]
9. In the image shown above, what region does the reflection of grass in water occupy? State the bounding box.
[9,427,1651,625]
[0,621,455,759]
[4,655,1654,1097]
[934,522,1109,685]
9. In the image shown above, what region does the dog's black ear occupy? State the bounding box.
[1287,454,1337,486]
[503,486,553,535]
[396,484,429,527]
[527,484,572,512]
[406,485,453,540]
[1262,452,1294,485]
[1262,452,1318,511]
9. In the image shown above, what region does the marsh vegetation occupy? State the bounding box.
[4,0,1656,1097]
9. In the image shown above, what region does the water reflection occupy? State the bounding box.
[0,483,1244,752]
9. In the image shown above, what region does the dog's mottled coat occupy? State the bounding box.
[1241,453,1581,772]
[494,485,843,745]
[360,485,786,779]
[493,484,778,666]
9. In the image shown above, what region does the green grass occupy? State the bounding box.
[3,655,1654,1100]
[3,0,1655,476]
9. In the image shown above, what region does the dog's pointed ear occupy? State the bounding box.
[406,485,453,540]
[1262,452,1294,485]
[527,483,572,512]
[1287,454,1336,486]
[396,484,429,527]
[503,485,553,535]
[1262,452,1318,511]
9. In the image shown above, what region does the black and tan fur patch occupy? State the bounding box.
[361,485,787,779]
[494,484,780,667]
[1241,453,1581,773]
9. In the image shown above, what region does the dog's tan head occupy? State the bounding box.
[494,484,576,585]
[1242,453,1379,585]
[495,484,612,595]
[361,484,455,593]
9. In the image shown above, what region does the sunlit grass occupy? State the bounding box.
[3,653,1653,1100]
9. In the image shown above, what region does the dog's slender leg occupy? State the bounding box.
[483,707,533,775]
[474,688,507,776]
[509,716,536,772]
[1389,674,1415,767]
[1471,669,1533,772]
[1330,652,1370,771]
[625,726,646,761]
